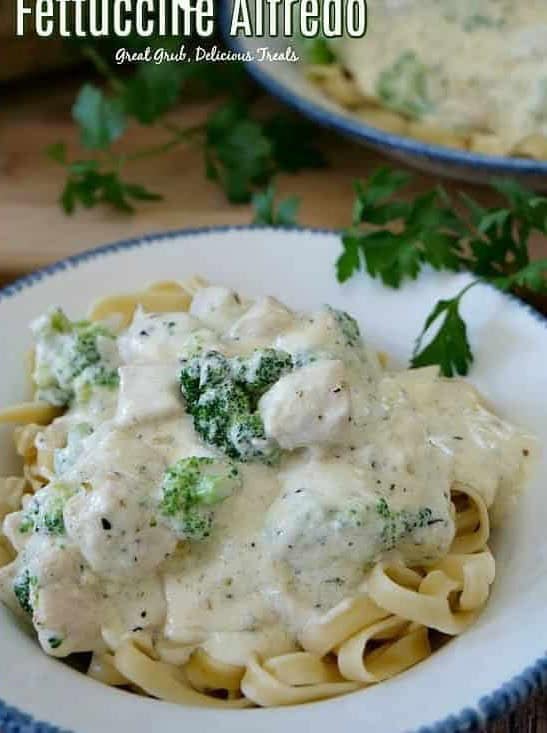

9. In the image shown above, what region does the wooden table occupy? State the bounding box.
[1,76,547,733]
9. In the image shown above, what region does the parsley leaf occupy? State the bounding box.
[205,102,273,203]
[357,229,422,288]
[352,168,411,225]
[495,259,547,294]
[51,42,327,213]
[336,234,362,282]
[72,84,126,150]
[338,166,547,377]
[411,283,477,377]
[251,185,300,226]
[122,62,185,125]
[263,115,327,173]
[345,171,464,287]
[492,179,547,232]
[60,161,161,215]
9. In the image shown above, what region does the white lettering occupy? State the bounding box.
[73,0,87,37]
[35,0,54,36]
[346,0,367,37]
[136,0,155,36]
[16,0,32,36]
[268,0,283,35]
[230,0,252,36]
[114,0,132,36]
[300,0,320,38]
[196,0,214,37]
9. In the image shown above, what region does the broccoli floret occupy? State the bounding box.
[13,570,38,615]
[193,383,250,449]
[376,498,435,550]
[200,351,232,387]
[234,349,293,401]
[73,364,120,404]
[301,37,335,65]
[228,413,279,464]
[179,357,201,409]
[180,349,293,463]
[179,350,231,412]
[18,482,75,536]
[158,456,241,541]
[31,308,119,406]
[326,306,362,348]
[54,423,93,475]
[46,308,72,334]
[376,51,433,119]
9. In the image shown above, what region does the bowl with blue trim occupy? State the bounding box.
[221,0,547,189]
[1,226,547,732]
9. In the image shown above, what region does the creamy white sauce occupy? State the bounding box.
[0,286,537,660]
[335,0,547,148]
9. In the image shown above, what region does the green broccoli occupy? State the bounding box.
[301,37,335,65]
[376,51,433,120]
[31,308,119,406]
[192,383,250,449]
[73,365,120,404]
[13,570,38,615]
[48,636,64,650]
[54,423,93,475]
[228,413,280,464]
[19,481,75,536]
[326,306,362,348]
[376,498,435,550]
[158,456,241,541]
[46,307,72,334]
[234,349,293,402]
[180,349,293,463]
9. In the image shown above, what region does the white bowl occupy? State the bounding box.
[221,1,547,188]
[1,227,546,733]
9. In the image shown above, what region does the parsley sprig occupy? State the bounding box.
[337,167,547,377]
[50,41,326,214]
[251,184,301,227]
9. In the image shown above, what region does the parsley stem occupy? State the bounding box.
[454,279,481,302]
[81,45,125,96]
[123,122,205,163]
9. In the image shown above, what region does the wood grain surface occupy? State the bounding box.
[1,74,547,733]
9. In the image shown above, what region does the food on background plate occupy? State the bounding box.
[304,0,547,158]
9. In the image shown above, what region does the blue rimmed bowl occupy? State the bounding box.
[221,1,547,188]
[1,226,547,732]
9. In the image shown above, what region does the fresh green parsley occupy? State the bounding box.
[49,38,326,212]
[251,184,300,227]
[337,167,547,377]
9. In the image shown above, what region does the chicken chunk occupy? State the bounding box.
[228,297,295,342]
[189,286,246,333]
[119,308,201,364]
[64,475,177,581]
[259,360,351,449]
[34,582,103,657]
[116,363,183,427]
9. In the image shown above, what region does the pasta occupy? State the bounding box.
[304,1,547,159]
[0,277,537,708]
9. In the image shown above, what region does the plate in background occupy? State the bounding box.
[221,1,547,188]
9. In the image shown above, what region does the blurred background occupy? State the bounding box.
[2,0,545,293]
